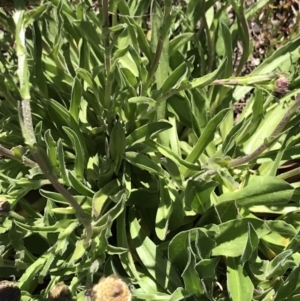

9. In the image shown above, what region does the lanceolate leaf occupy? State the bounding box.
[129,210,183,293]
[227,257,254,301]
[125,121,172,146]
[155,179,173,240]
[180,109,230,177]
[180,58,227,90]
[212,218,270,257]
[124,152,166,177]
[110,121,126,173]
[218,176,294,207]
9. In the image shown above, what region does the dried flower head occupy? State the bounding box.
[274,75,289,97]
[0,281,21,301]
[0,198,10,215]
[48,283,73,301]
[92,274,132,301]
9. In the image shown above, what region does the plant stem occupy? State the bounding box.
[0,260,29,269]
[102,0,112,110]
[234,0,250,76]
[201,0,213,73]
[0,145,38,168]
[144,2,172,92]
[13,6,92,244]
[21,101,93,243]
[277,167,300,180]
[211,73,278,86]
[228,94,300,168]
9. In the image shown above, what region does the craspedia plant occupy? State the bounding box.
[91,275,132,301]
[48,283,73,301]
[0,281,21,301]
[0,0,300,300]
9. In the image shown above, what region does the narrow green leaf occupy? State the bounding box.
[155,179,173,240]
[33,21,48,97]
[262,290,276,301]
[160,62,189,94]
[92,179,121,218]
[123,16,152,61]
[126,121,172,146]
[180,58,227,90]
[44,129,58,170]
[275,265,300,301]
[222,119,245,155]
[240,223,259,264]
[160,157,183,188]
[128,96,156,107]
[221,23,233,77]
[236,89,264,144]
[110,23,127,32]
[73,20,103,61]
[39,252,55,282]
[124,152,165,177]
[56,138,70,185]
[18,256,48,291]
[180,109,230,177]
[47,100,88,156]
[24,3,51,26]
[55,221,79,255]
[129,210,183,292]
[116,211,153,293]
[151,2,169,90]
[63,126,85,180]
[76,68,102,109]
[14,219,74,233]
[68,171,94,197]
[145,140,202,172]
[169,228,216,273]
[40,189,71,205]
[184,180,218,214]
[219,176,294,207]
[70,77,82,123]
[93,194,126,227]
[265,250,295,279]
[227,257,254,301]
[182,246,203,294]
[69,240,86,264]
[110,121,126,173]
[169,33,194,57]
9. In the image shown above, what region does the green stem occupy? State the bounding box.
[102,0,112,109]
[0,260,29,269]
[144,2,172,92]
[211,73,278,86]
[22,102,93,243]
[13,6,92,244]
[228,94,300,168]
[234,0,250,76]
[0,145,38,168]
[277,167,300,180]
[201,0,213,73]
[9,211,30,222]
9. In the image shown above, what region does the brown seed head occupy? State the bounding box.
[92,274,132,301]
[0,198,10,215]
[274,76,289,96]
[48,283,73,301]
[0,281,21,301]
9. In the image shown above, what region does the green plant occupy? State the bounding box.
[0,0,300,301]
